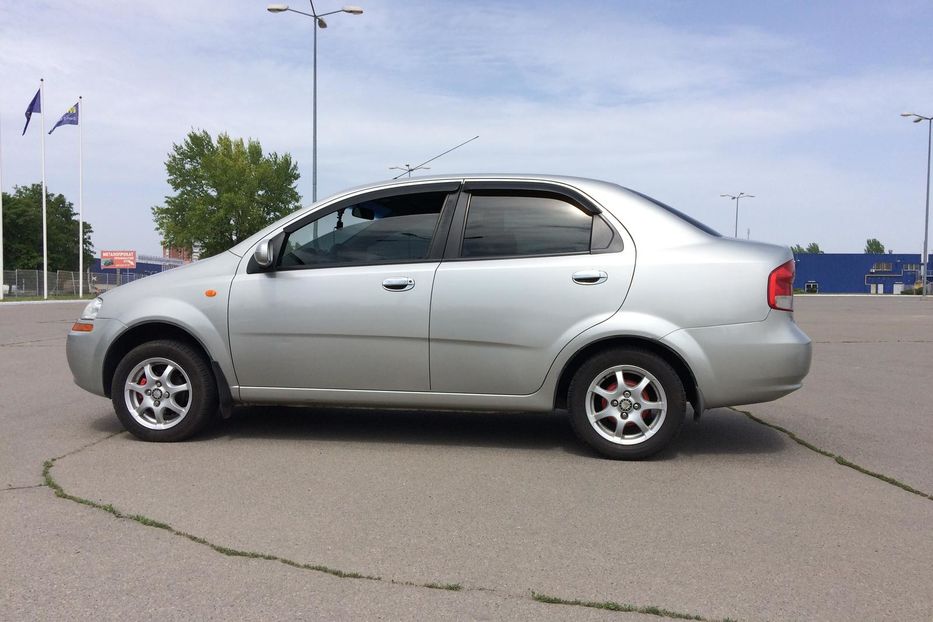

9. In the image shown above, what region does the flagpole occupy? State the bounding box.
[39,78,48,299]
[78,96,84,298]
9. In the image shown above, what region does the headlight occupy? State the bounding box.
[80,297,103,320]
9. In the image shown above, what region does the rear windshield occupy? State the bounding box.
[622,188,722,237]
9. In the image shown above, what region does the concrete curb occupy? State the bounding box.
[0,299,87,306]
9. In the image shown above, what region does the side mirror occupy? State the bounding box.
[253,237,276,269]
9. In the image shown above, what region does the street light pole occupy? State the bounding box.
[268,3,363,203]
[901,112,932,297]
[925,118,931,297]
[720,192,754,238]
[312,12,318,202]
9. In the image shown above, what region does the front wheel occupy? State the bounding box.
[568,348,686,460]
[111,339,218,442]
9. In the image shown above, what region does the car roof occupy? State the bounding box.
[332,173,623,199]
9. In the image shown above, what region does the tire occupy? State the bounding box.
[568,348,686,460]
[111,339,218,442]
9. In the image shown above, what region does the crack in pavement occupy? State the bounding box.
[531,592,738,622]
[40,432,735,622]
[732,407,933,501]
[0,336,65,347]
[2,484,45,492]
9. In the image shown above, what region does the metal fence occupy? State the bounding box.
[2,269,162,297]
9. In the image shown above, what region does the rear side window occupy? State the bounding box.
[461,194,593,258]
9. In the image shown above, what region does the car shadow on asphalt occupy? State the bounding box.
[180,406,787,460]
[665,408,788,459]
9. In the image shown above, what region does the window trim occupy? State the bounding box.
[444,183,621,262]
[283,181,461,234]
[247,182,461,273]
[460,180,602,215]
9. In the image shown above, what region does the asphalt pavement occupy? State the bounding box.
[2,297,931,621]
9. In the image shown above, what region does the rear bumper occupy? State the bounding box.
[664,311,812,409]
[66,318,126,397]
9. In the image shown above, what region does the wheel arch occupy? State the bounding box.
[102,322,215,398]
[554,336,702,416]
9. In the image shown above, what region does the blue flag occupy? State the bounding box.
[49,101,80,135]
[22,89,41,136]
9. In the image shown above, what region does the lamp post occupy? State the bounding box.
[901,112,932,297]
[267,2,363,203]
[720,192,754,238]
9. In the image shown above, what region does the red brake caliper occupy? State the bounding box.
[137,374,147,398]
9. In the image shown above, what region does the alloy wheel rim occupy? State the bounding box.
[585,364,667,446]
[123,357,192,430]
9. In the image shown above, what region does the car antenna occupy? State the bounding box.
[389,135,479,180]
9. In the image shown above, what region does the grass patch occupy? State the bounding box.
[732,408,932,501]
[424,582,463,591]
[128,514,172,530]
[531,592,734,621]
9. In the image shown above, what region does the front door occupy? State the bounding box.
[229,185,458,391]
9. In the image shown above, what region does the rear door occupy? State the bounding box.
[429,181,635,395]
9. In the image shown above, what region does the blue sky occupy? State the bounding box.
[2,0,933,256]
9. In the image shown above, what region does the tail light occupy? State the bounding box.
[768,260,795,311]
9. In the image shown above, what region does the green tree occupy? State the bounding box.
[864,238,885,254]
[790,242,823,254]
[152,130,301,258]
[1,184,93,271]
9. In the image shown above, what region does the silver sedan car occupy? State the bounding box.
[67,175,811,459]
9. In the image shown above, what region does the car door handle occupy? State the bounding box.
[382,277,415,292]
[572,270,608,285]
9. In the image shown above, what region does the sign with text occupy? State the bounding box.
[101,250,137,269]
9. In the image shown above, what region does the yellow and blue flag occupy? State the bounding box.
[49,101,79,135]
[22,89,41,135]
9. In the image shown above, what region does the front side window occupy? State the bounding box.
[280,192,447,268]
[461,194,593,258]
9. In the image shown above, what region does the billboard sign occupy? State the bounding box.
[101,250,137,269]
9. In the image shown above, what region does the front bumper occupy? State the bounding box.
[66,317,126,397]
[664,311,812,409]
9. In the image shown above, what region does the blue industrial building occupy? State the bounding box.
[793,253,932,294]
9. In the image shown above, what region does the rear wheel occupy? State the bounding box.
[568,348,686,459]
[111,340,217,442]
